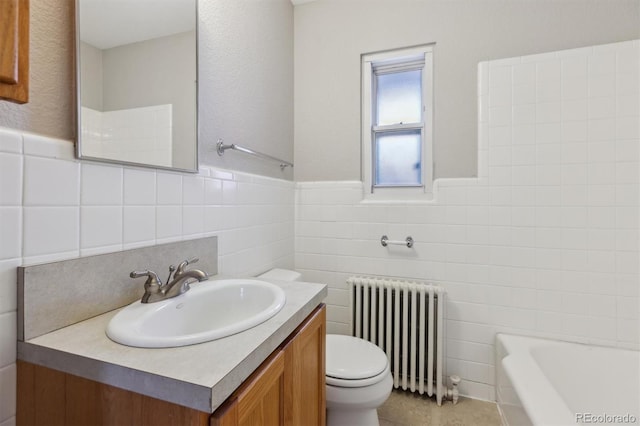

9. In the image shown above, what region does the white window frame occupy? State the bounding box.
[361,45,434,200]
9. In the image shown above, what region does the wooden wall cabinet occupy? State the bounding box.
[0,0,29,103]
[18,305,326,426]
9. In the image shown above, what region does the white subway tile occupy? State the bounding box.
[617,318,640,343]
[183,206,204,236]
[562,77,588,100]
[536,101,561,123]
[0,313,15,368]
[0,129,22,154]
[80,206,122,249]
[182,176,205,205]
[513,62,535,86]
[0,154,21,206]
[489,106,511,126]
[156,172,183,205]
[615,163,639,184]
[81,163,122,205]
[587,141,616,163]
[588,96,616,120]
[562,121,588,143]
[536,122,561,144]
[123,168,156,205]
[588,51,616,76]
[23,207,79,257]
[24,157,79,206]
[513,84,535,105]
[536,165,562,186]
[205,179,223,205]
[587,229,615,251]
[0,364,16,420]
[23,133,74,160]
[588,206,616,228]
[0,208,21,260]
[0,259,19,315]
[123,206,156,244]
[156,206,183,239]
[616,45,640,74]
[512,124,535,145]
[616,251,639,275]
[616,229,639,251]
[588,185,616,207]
[562,55,588,78]
[615,140,639,163]
[616,117,640,140]
[588,75,615,98]
[562,99,588,122]
[616,73,639,96]
[587,163,616,185]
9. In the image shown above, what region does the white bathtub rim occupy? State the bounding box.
[497,333,640,426]
[502,352,575,425]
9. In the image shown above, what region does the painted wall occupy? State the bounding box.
[198,0,295,180]
[80,42,103,111]
[293,0,640,181]
[0,0,75,141]
[295,40,640,400]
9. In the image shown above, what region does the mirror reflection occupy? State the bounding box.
[76,0,197,171]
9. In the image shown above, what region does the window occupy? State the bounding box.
[362,45,433,199]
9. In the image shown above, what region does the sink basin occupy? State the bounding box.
[106,279,286,348]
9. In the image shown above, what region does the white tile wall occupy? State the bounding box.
[295,40,640,401]
[0,127,295,424]
[81,105,173,167]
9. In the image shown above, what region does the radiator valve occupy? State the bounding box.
[444,375,460,404]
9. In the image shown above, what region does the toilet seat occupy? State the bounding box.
[326,362,390,388]
[326,334,390,388]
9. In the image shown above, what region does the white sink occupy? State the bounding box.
[106,279,286,348]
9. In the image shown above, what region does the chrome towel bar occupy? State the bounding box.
[381,235,414,248]
[216,139,293,170]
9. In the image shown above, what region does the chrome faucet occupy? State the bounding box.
[130,258,209,303]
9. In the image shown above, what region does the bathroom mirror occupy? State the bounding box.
[75,0,198,172]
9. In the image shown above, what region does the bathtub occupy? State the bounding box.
[496,334,639,426]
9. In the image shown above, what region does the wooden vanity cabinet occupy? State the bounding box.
[18,304,326,426]
[212,303,326,426]
[0,0,29,103]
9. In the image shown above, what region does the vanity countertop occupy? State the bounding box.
[17,278,327,413]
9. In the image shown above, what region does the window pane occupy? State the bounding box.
[374,130,422,186]
[376,69,422,126]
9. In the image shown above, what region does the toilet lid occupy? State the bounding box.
[326,334,388,380]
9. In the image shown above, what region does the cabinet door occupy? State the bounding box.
[0,0,29,103]
[211,350,285,426]
[283,305,326,426]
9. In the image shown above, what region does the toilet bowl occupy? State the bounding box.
[325,334,393,426]
[256,269,393,426]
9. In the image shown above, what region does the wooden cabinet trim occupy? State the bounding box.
[0,0,29,103]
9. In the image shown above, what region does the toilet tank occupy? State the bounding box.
[257,268,302,282]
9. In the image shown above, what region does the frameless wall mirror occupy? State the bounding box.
[75,0,198,172]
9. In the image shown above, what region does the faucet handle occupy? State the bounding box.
[130,270,162,288]
[165,265,176,284]
[176,257,199,274]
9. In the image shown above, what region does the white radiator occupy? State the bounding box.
[348,276,446,405]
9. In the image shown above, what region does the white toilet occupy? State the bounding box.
[257,269,393,426]
[325,334,393,426]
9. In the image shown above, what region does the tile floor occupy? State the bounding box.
[378,389,502,426]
